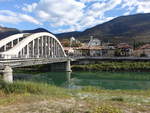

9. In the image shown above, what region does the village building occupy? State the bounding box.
[76,37,103,56]
[64,46,103,57]
[63,38,134,57]
[63,47,74,56]
[133,44,150,57]
[63,37,103,57]
[115,43,133,57]
[101,43,116,57]
[75,46,103,57]
[88,37,101,46]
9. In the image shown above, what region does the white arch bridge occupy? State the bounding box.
[0,32,71,83]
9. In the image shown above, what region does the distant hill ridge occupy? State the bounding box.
[0,27,50,40]
[0,26,20,39]
[1,13,150,44]
[56,13,150,44]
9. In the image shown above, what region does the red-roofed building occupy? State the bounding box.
[75,46,103,56]
[115,43,133,56]
[64,45,104,56]
[133,44,150,57]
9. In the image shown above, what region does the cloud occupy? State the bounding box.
[0,10,19,23]
[22,3,37,12]
[74,0,121,31]
[1,0,150,33]
[0,10,41,25]
[86,0,122,18]
[137,0,150,13]
[80,0,108,3]
[54,16,115,33]
[21,0,150,33]
[20,14,41,25]
[36,0,85,26]
[22,0,121,33]
[80,0,99,3]
[122,0,150,13]
[123,11,130,16]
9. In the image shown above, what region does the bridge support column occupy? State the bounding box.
[50,59,72,72]
[2,66,13,83]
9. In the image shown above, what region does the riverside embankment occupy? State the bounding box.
[72,61,150,72]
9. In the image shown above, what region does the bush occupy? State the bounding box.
[111,97,124,102]
[0,81,49,94]
[0,81,68,96]
[140,53,147,57]
[81,86,103,93]
[72,61,150,72]
[92,105,122,113]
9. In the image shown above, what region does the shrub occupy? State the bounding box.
[81,86,103,93]
[92,105,122,113]
[111,97,124,102]
[140,53,147,57]
[0,81,49,94]
[72,61,150,72]
[0,81,68,96]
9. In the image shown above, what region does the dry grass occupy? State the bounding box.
[0,81,150,113]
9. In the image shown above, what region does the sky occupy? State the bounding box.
[0,0,150,33]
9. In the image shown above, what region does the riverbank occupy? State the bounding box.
[1,62,150,113]
[0,81,150,113]
[14,61,150,73]
[72,61,150,72]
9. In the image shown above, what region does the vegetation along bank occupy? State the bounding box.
[72,61,150,72]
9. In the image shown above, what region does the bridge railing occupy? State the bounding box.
[1,53,150,61]
[0,54,18,59]
[0,53,69,60]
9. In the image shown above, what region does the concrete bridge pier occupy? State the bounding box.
[50,59,72,72]
[2,66,13,83]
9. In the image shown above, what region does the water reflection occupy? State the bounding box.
[62,72,79,89]
[14,71,150,90]
[63,72,71,88]
[66,72,71,83]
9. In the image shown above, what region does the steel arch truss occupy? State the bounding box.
[0,32,66,59]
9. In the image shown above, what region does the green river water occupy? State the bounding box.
[14,71,150,90]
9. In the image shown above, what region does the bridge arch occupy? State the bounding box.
[0,32,66,59]
[0,33,29,52]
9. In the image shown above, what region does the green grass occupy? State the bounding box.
[1,80,150,99]
[1,64,150,113]
[0,80,150,113]
[0,80,70,97]
[79,86,150,96]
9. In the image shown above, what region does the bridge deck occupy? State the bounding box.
[0,56,150,69]
[0,57,69,69]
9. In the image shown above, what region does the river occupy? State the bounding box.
[14,71,150,90]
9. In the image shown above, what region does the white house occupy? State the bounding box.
[88,36,101,46]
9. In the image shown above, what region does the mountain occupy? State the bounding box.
[0,27,50,40]
[56,13,150,44]
[23,28,50,34]
[0,26,20,39]
[1,13,150,45]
